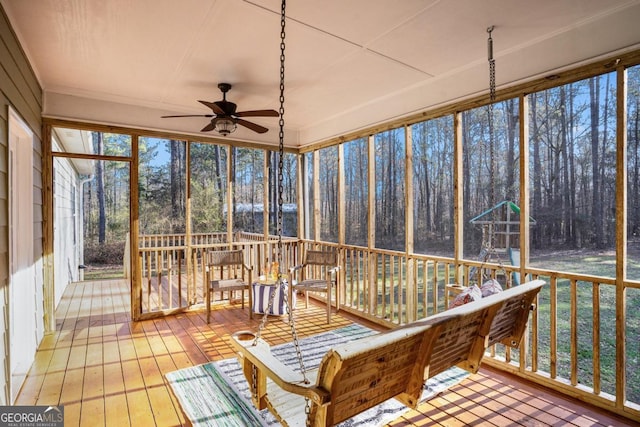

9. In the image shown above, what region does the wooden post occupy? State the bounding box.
[405,124,416,322]
[131,134,140,319]
[519,93,530,370]
[42,123,55,332]
[453,113,464,284]
[337,144,345,307]
[263,152,270,239]
[313,151,320,242]
[367,135,377,313]
[227,145,234,245]
[185,142,194,305]
[615,64,627,408]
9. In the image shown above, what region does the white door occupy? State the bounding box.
[8,108,38,403]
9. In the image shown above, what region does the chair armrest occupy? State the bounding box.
[231,332,330,406]
[289,264,304,273]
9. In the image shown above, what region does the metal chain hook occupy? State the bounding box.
[488,26,496,253]
[485,25,507,283]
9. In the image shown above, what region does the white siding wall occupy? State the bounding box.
[1,5,44,405]
[53,154,81,307]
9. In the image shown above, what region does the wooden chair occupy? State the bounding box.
[232,280,545,426]
[289,249,339,323]
[205,249,253,323]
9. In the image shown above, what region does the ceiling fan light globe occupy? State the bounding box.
[214,118,237,136]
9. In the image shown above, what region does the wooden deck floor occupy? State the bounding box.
[16,279,635,426]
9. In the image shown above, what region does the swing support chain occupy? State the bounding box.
[250,1,312,422]
[479,26,509,286]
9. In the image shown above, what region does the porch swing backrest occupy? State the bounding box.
[231,279,545,426]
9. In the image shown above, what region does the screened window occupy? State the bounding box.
[374,128,405,251]
[190,142,228,234]
[528,74,616,277]
[138,137,186,234]
[412,116,454,257]
[268,151,298,237]
[319,146,338,243]
[627,64,640,282]
[462,99,520,261]
[344,138,368,246]
[232,147,264,233]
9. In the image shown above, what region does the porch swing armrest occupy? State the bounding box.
[231,332,330,406]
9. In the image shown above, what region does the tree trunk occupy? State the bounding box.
[93,132,107,243]
[170,139,185,232]
[589,77,604,248]
[559,86,573,246]
[530,93,542,249]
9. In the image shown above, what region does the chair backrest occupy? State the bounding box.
[304,250,337,266]
[208,249,247,281]
[208,249,244,266]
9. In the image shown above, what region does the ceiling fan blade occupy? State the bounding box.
[234,109,279,118]
[198,100,225,115]
[236,118,269,134]
[161,114,214,118]
[201,122,216,132]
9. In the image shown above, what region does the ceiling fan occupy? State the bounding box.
[161,83,279,136]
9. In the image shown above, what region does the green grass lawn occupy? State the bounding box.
[505,248,640,404]
[82,265,125,281]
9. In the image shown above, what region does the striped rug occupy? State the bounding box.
[166,324,469,426]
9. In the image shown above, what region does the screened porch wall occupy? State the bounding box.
[88,48,640,423]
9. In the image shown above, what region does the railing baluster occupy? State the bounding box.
[593,281,601,395]
[550,275,558,379]
[570,278,578,386]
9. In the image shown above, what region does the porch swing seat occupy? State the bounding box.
[231,280,545,427]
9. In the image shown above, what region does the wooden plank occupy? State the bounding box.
[121,359,153,426]
[103,328,128,427]
[138,354,182,426]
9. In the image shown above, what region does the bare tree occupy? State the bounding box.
[93,132,106,243]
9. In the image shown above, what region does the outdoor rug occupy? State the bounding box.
[166,324,469,426]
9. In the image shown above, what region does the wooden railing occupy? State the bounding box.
[137,233,300,314]
[135,235,640,422]
[335,247,640,422]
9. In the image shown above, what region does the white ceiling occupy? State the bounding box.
[3,0,640,148]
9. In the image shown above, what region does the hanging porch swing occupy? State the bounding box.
[227,18,545,427]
